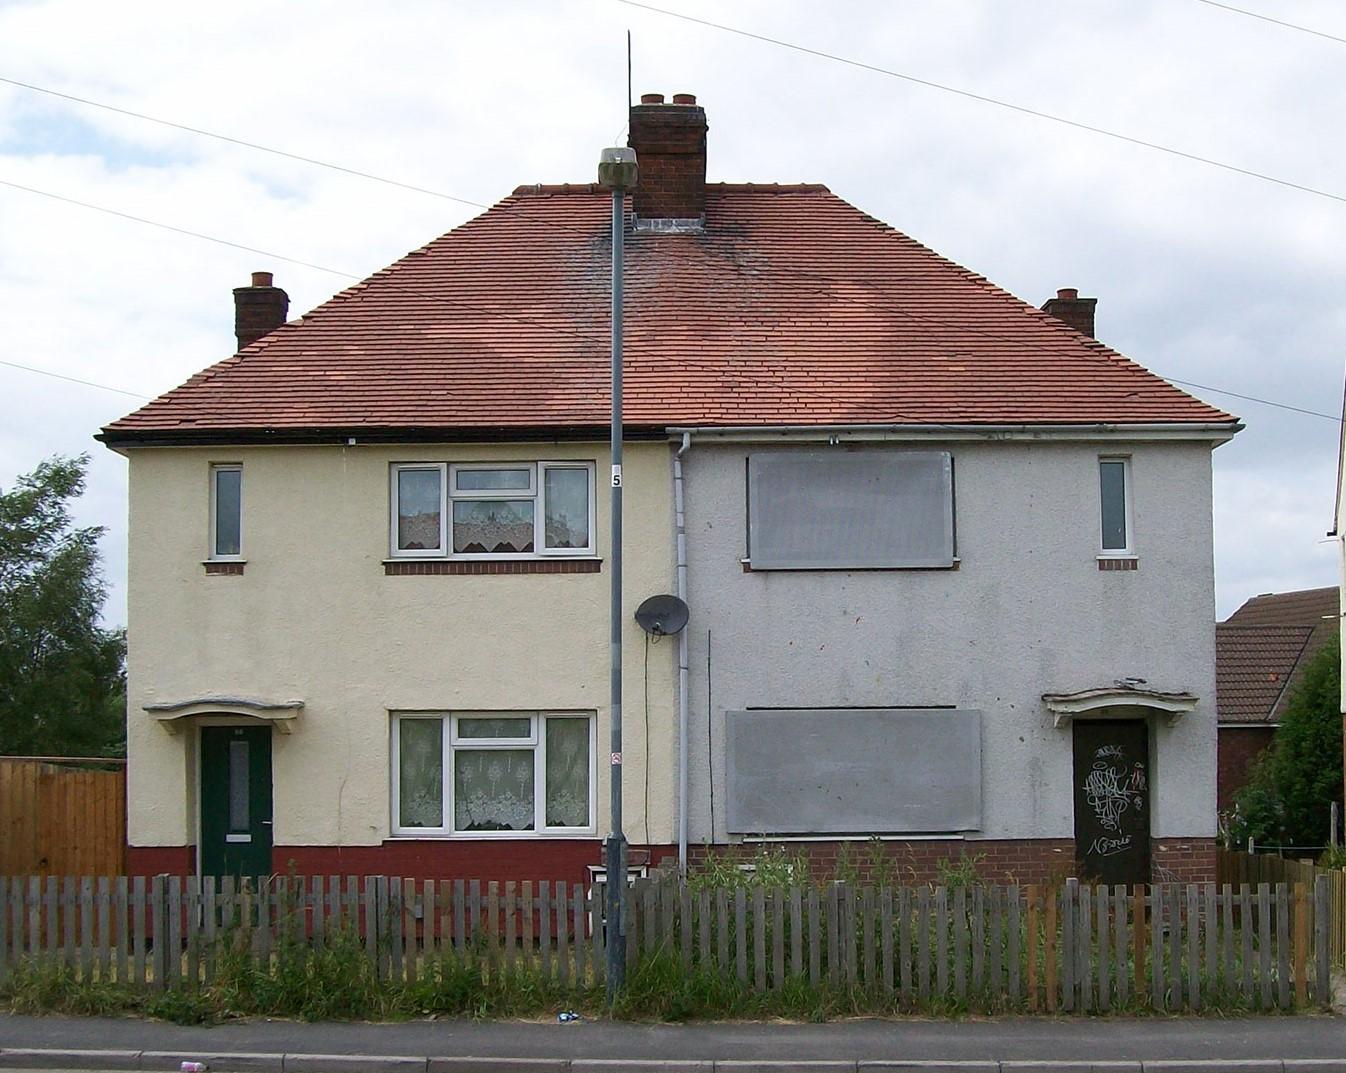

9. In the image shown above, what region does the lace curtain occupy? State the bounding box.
[455,749,535,830]
[398,719,443,828]
[545,717,589,827]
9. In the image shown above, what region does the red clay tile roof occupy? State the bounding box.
[102,184,1237,441]
[1216,623,1315,724]
[1226,586,1339,628]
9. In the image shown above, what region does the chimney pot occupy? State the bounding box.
[640,92,665,104]
[672,93,697,105]
[233,271,289,351]
[1041,286,1098,340]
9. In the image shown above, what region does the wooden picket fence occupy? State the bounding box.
[0,874,1333,1011]
[1220,848,1346,968]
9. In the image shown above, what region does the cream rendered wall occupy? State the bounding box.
[124,441,678,849]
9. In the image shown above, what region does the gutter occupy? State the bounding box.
[665,422,1243,444]
[674,431,692,876]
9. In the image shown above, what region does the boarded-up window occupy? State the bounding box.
[725,708,982,834]
[748,451,954,569]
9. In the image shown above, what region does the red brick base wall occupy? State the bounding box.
[124,837,1215,885]
[1218,725,1276,813]
[689,837,1217,886]
[126,845,195,876]
[125,841,680,886]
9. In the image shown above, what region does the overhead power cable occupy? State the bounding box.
[0,66,1338,421]
[0,357,151,399]
[0,74,595,243]
[0,76,497,212]
[1193,0,1346,46]
[1,176,1336,425]
[615,0,1346,207]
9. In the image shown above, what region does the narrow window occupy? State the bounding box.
[210,465,243,559]
[542,465,592,552]
[1099,458,1131,553]
[227,739,250,833]
[544,716,591,828]
[391,464,446,556]
[397,717,445,829]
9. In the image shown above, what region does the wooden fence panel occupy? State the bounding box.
[0,759,126,878]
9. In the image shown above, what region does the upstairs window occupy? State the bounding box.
[209,464,243,560]
[390,462,595,559]
[1099,457,1132,554]
[747,450,955,569]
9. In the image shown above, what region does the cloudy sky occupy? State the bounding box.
[1,0,1342,624]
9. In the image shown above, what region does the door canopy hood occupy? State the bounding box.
[145,695,303,733]
[1043,685,1198,728]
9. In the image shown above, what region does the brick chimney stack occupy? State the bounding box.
[1041,287,1097,339]
[233,271,289,350]
[627,92,708,222]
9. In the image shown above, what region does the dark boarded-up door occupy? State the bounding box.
[1073,719,1150,886]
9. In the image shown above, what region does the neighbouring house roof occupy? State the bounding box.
[1216,586,1340,725]
[1225,586,1339,629]
[1215,624,1315,725]
[100,184,1236,444]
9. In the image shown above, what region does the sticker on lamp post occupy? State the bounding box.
[610,752,622,765]
[611,465,622,487]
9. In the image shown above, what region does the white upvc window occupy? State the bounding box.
[389,461,596,559]
[1098,456,1134,555]
[390,712,596,837]
[209,464,243,560]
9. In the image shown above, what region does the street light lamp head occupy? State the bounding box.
[598,147,639,190]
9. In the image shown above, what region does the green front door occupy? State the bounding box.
[200,725,273,877]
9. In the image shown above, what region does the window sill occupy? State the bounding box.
[1097,556,1139,571]
[203,560,246,575]
[742,558,960,573]
[384,559,602,576]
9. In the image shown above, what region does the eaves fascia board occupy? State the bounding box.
[665,422,1243,444]
[97,423,670,449]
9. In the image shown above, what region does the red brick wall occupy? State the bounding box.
[689,837,1217,886]
[125,837,1215,885]
[125,840,680,884]
[1152,837,1217,883]
[1218,725,1276,813]
[126,845,195,876]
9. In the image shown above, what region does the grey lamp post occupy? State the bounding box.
[597,145,637,999]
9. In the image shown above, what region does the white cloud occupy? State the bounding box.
[1,0,1343,625]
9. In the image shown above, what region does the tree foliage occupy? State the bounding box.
[0,454,126,757]
[1228,629,1342,849]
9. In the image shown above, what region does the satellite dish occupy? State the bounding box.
[634,594,689,636]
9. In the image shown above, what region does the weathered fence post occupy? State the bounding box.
[1315,873,1331,1007]
[149,875,166,991]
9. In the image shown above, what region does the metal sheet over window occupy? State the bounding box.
[748,451,954,569]
[725,708,982,834]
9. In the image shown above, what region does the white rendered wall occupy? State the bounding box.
[681,438,1220,844]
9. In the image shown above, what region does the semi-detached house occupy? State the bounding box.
[100,93,1239,887]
